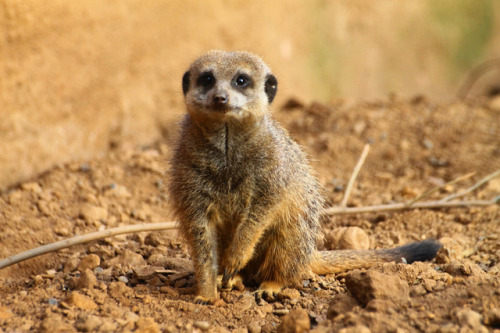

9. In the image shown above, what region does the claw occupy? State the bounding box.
[222,268,237,286]
[254,289,277,304]
[194,296,214,305]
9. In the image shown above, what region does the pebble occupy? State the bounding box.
[277,308,310,333]
[338,325,372,333]
[79,204,108,222]
[118,276,129,284]
[278,288,301,302]
[76,269,97,289]
[107,249,146,268]
[108,281,134,301]
[135,317,160,333]
[443,260,486,277]
[193,321,211,331]
[327,294,358,319]
[78,254,101,271]
[104,184,131,198]
[64,292,98,310]
[484,308,500,327]
[345,269,409,306]
[273,309,290,316]
[325,227,370,250]
[40,314,77,333]
[248,321,262,333]
[64,257,80,273]
[456,309,488,333]
[75,314,102,332]
[47,298,59,306]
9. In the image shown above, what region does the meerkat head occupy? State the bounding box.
[182,51,278,122]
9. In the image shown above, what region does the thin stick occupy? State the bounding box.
[340,144,370,207]
[325,197,499,216]
[406,172,475,206]
[441,169,500,202]
[0,222,176,270]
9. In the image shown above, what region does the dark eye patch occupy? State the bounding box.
[197,71,216,90]
[234,74,251,88]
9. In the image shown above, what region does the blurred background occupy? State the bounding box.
[1,0,500,190]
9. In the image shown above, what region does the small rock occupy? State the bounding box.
[99,318,118,332]
[75,315,102,332]
[345,269,409,306]
[118,276,129,284]
[248,321,262,333]
[40,314,77,333]
[47,298,59,306]
[456,309,488,333]
[79,204,108,222]
[422,138,434,149]
[104,184,131,198]
[365,299,394,313]
[0,306,12,319]
[64,257,80,273]
[277,308,310,333]
[144,233,162,246]
[76,269,97,289]
[108,281,134,301]
[64,292,98,310]
[484,308,500,328]
[160,286,179,297]
[78,254,101,271]
[422,279,437,292]
[278,288,301,302]
[273,309,290,316]
[435,237,474,263]
[107,250,146,268]
[325,227,370,250]
[327,294,358,319]
[193,321,210,331]
[135,317,160,333]
[338,325,371,333]
[444,260,486,277]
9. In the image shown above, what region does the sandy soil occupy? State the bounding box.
[0,97,499,332]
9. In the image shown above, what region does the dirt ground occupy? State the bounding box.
[0,96,499,332]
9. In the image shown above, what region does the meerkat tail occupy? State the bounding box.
[310,239,442,275]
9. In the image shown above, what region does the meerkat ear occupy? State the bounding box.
[182,71,190,95]
[264,74,278,103]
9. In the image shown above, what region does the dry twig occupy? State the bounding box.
[406,172,475,206]
[0,222,176,270]
[325,197,499,216]
[340,144,370,207]
[440,169,500,202]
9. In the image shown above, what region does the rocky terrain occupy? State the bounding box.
[0,97,499,332]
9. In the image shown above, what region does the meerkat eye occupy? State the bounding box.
[197,72,215,89]
[234,74,251,88]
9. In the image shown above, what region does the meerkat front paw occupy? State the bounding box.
[194,295,217,305]
[217,274,245,291]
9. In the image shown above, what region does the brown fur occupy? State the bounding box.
[168,51,441,304]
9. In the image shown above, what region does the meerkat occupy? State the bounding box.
[168,50,441,305]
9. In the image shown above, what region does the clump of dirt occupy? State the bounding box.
[0,97,499,332]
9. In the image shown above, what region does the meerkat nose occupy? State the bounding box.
[213,92,229,105]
